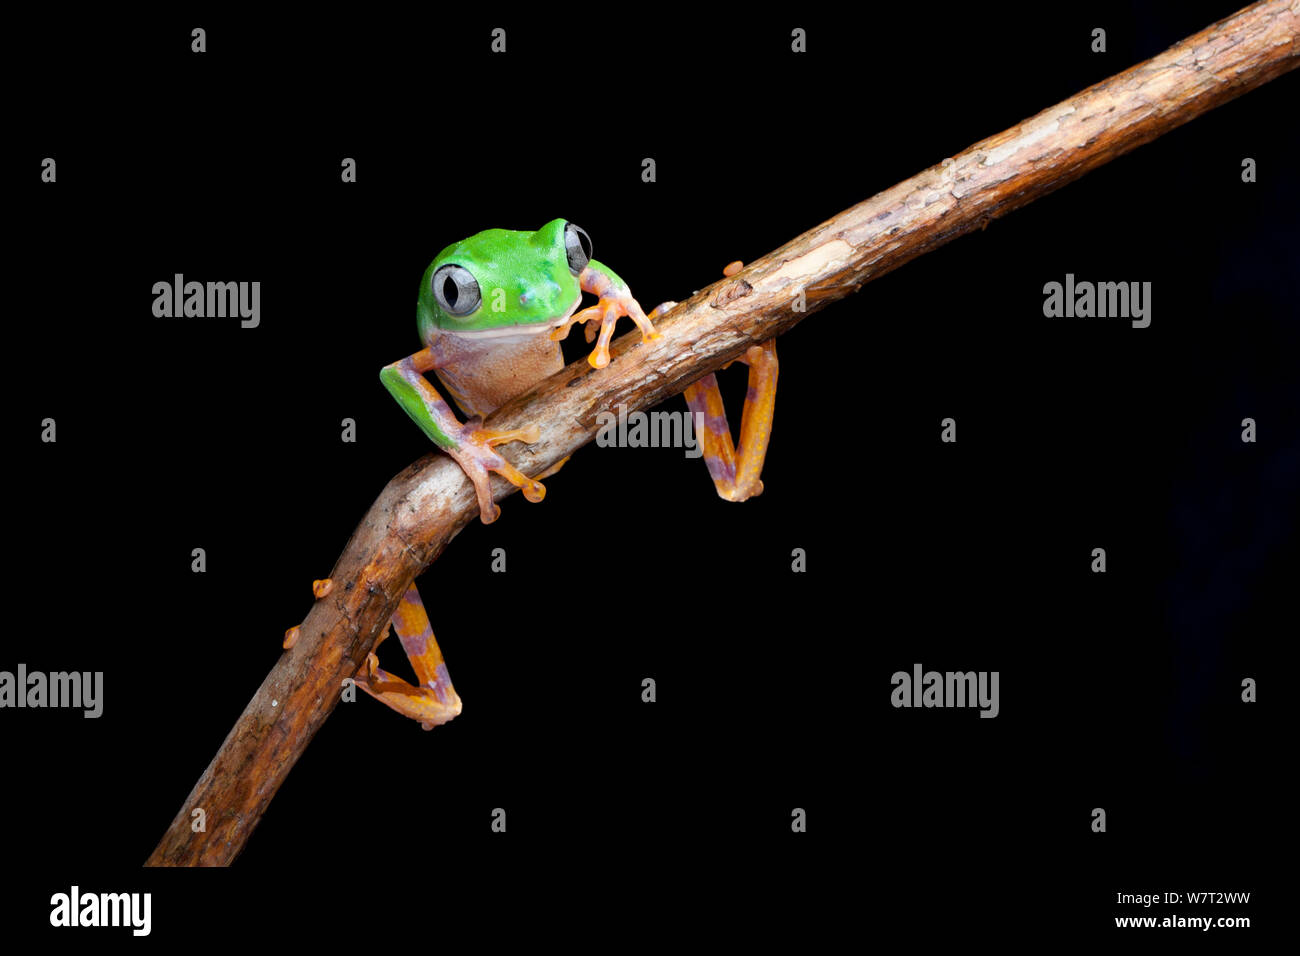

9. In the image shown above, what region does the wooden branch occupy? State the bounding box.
[146,1,1298,866]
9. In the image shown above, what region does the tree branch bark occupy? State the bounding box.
[146,1,1298,865]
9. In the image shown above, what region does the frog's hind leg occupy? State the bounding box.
[354,583,462,730]
[682,339,778,502]
[646,262,778,502]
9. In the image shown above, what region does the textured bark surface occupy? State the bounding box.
[146,1,1298,866]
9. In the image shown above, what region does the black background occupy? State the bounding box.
[9,2,1294,943]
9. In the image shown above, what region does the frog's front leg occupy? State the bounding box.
[550,259,661,369]
[380,347,545,523]
[354,583,462,730]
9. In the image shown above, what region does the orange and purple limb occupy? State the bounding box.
[650,262,780,502]
[550,260,661,369]
[682,340,778,501]
[353,583,462,730]
[380,346,546,524]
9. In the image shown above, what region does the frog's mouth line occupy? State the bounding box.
[447,301,581,340]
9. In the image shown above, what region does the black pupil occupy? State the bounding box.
[443,275,458,307]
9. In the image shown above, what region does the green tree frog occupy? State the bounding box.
[350,219,778,729]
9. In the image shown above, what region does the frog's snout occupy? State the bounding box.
[518,277,563,313]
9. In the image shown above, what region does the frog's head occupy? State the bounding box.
[417,218,590,339]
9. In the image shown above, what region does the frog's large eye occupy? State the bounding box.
[564,222,592,274]
[430,264,481,317]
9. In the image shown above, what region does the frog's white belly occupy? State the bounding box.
[431,329,565,418]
